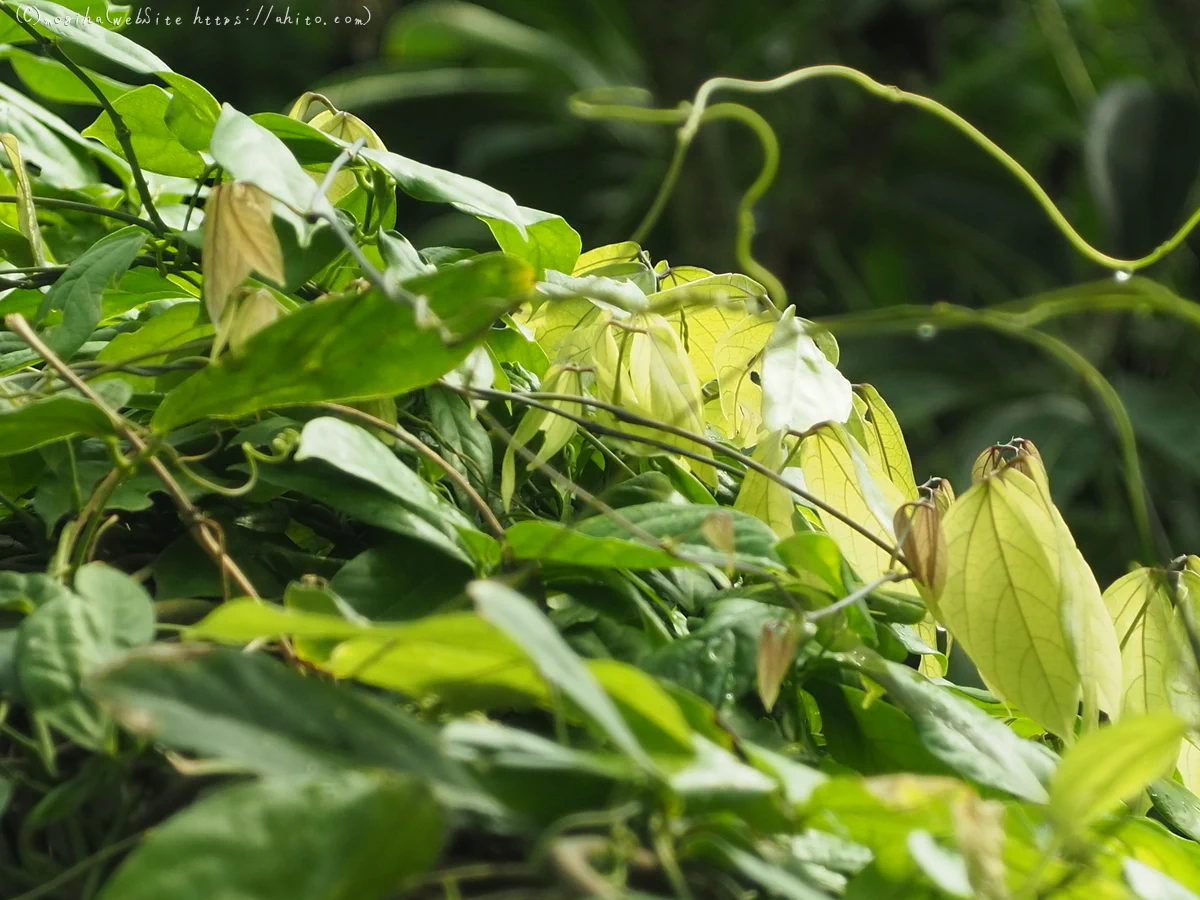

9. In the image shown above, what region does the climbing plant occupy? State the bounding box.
[2,2,1200,899]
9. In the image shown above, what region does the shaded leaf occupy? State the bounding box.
[96,771,444,900]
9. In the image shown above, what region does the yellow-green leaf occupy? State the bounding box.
[733,430,796,538]
[799,422,908,585]
[1105,568,1176,718]
[855,384,917,500]
[1001,467,1122,724]
[1050,713,1185,837]
[0,133,45,266]
[501,365,581,510]
[202,181,285,337]
[940,474,1080,738]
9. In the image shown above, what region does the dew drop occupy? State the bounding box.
[1114,269,1132,283]
[916,323,937,340]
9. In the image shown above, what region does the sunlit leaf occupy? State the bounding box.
[761,305,852,435]
[734,430,796,538]
[83,85,206,178]
[939,472,1080,738]
[1105,567,1176,717]
[1049,713,1184,837]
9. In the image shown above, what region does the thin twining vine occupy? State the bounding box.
[3,313,260,599]
[818,302,1164,564]
[573,64,1200,288]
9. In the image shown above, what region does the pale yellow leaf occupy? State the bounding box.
[593,313,715,485]
[306,109,385,202]
[227,288,283,355]
[501,366,582,510]
[916,616,947,678]
[999,468,1122,724]
[203,182,285,330]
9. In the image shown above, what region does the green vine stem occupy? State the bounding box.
[818,303,1163,564]
[576,64,1200,278]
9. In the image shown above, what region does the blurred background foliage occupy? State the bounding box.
[15,0,1200,579]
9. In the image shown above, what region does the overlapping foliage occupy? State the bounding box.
[2,3,1200,899]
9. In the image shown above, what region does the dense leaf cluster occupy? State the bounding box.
[0,3,1199,900]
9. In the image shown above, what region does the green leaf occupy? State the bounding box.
[1124,858,1200,900]
[362,146,525,235]
[0,132,45,266]
[641,598,784,708]
[89,645,488,809]
[0,379,129,454]
[0,79,127,185]
[328,612,547,710]
[471,580,656,772]
[252,463,473,565]
[484,205,580,275]
[330,538,473,621]
[83,85,205,178]
[96,771,444,900]
[7,0,169,73]
[856,653,1055,802]
[94,301,214,392]
[4,46,131,104]
[378,229,435,280]
[808,681,954,776]
[692,836,830,900]
[588,658,694,757]
[776,531,846,593]
[209,104,334,241]
[426,385,493,497]
[15,563,154,749]
[1050,712,1185,837]
[38,225,147,359]
[294,415,473,536]
[505,520,684,570]
[1149,777,1200,844]
[572,502,783,571]
[1115,818,1200,897]
[152,255,533,431]
[160,72,220,152]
